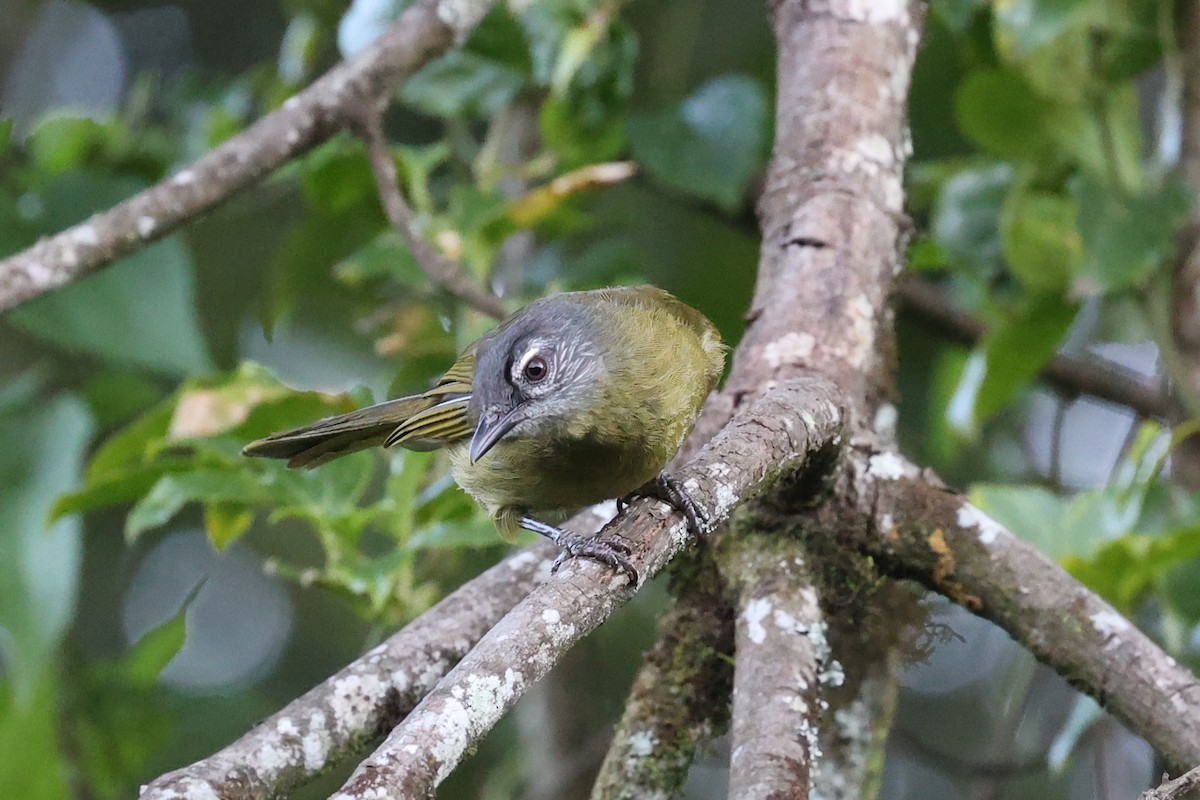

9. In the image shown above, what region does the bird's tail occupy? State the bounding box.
[243,394,441,469]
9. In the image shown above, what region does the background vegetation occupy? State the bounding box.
[0,0,1193,797]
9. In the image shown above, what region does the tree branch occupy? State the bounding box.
[727,539,824,800]
[1141,765,1200,800]
[855,451,1200,771]
[897,281,1169,419]
[356,109,509,319]
[328,377,844,800]
[0,0,499,314]
[138,539,559,800]
[590,556,733,800]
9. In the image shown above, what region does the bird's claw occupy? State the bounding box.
[550,532,638,583]
[630,472,711,537]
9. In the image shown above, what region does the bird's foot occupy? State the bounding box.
[625,472,711,537]
[521,517,638,583]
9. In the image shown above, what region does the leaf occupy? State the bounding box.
[1000,187,1081,292]
[1070,176,1192,293]
[0,396,93,701]
[956,69,1060,163]
[9,172,213,375]
[120,581,202,685]
[992,0,1090,58]
[969,483,1131,562]
[402,51,525,118]
[1067,527,1200,612]
[125,470,271,544]
[931,163,1012,276]
[950,293,1077,429]
[628,75,770,212]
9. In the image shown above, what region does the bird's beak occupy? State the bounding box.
[469,406,525,464]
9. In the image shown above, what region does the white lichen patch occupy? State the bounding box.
[839,0,908,24]
[137,216,157,238]
[819,659,846,687]
[173,169,196,185]
[627,729,656,757]
[330,674,385,723]
[867,452,914,481]
[742,597,772,644]
[1090,609,1131,645]
[763,331,815,369]
[302,730,329,770]
[838,293,876,369]
[75,225,99,246]
[541,608,560,625]
[956,504,1005,546]
[873,403,897,439]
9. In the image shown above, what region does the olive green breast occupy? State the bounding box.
[452,286,725,521]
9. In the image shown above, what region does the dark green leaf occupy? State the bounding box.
[125,470,272,544]
[628,75,770,212]
[402,51,525,118]
[120,582,202,685]
[1000,187,1081,291]
[1071,176,1192,293]
[931,163,1011,276]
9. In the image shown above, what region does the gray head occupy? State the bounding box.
[467,298,606,463]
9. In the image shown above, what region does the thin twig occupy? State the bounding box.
[0,0,501,313]
[357,109,509,319]
[328,378,845,800]
[1141,765,1200,800]
[896,281,1169,419]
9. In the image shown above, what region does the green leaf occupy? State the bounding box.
[951,293,1077,428]
[0,396,93,701]
[402,51,525,118]
[1068,527,1200,612]
[0,678,70,800]
[629,75,770,212]
[334,231,424,287]
[1000,186,1081,292]
[9,172,213,375]
[120,581,201,685]
[993,0,1089,58]
[956,69,1059,163]
[26,115,108,173]
[1071,176,1192,293]
[125,470,271,544]
[931,163,1012,276]
[969,483,1131,562]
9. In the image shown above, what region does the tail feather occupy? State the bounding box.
[243,394,437,469]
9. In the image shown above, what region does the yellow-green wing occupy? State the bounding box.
[384,345,475,449]
[244,345,476,468]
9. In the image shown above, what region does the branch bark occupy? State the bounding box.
[0,0,499,313]
[590,556,733,800]
[356,109,509,319]
[898,280,1169,419]
[328,378,844,800]
[1141,765,1200,800]
[727,539,824,800]
[138,540,559,800]
[855,451,1200,771]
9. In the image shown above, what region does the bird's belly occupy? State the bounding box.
[450,435,665,517]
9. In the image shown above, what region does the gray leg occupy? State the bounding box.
[520,516,637,582]
[626,471,711,536]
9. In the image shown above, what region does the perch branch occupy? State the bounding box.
[590,556,734,799]
[356,109,508,319]
[726,539,825,800]
[0,0,500,313]
[138,539,559,800]
[856,451,1200,770]
[328,377,844,800]
[897,281,1169,419]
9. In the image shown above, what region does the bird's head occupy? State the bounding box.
[467,301,606,463]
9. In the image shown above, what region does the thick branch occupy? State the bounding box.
[898,281,1169,419]
[727,539,824,800]
[329,378,843,800]
[856,452,1200,771]
[0,0,499,313]
[357,110,508,319]
[139,540,558,800]
[590,557,733,800]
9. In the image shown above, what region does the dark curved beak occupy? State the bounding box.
[468,406,525,463]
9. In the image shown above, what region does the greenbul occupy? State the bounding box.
[244,285,726,579]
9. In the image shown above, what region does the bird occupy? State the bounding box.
[243,285,726,580]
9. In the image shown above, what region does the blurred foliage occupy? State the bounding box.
[0,0,1198,798]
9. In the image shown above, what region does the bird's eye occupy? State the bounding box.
[523,356,548,382]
